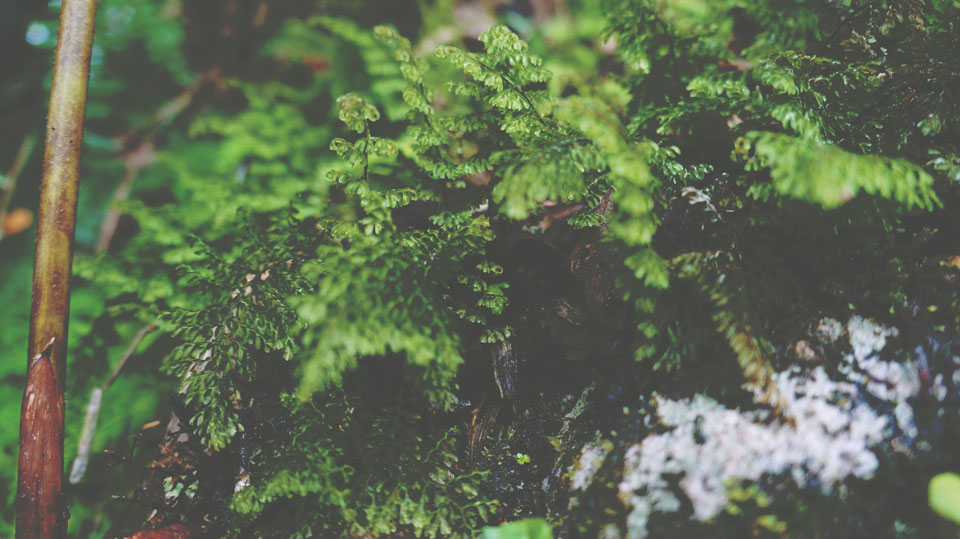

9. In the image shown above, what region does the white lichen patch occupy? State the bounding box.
[570,438,612,492]
[840,316,920,436]
[816,317,845,343]
[618,316,920,538]
[846,315,898,361]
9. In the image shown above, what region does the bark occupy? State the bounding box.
[16,0,97,536]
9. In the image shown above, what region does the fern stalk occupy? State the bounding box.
[17,0,98,536]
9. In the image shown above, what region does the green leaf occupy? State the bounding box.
[930,473,960,524]
[481,518,553,539]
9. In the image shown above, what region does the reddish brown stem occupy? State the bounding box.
[17,0,97,536]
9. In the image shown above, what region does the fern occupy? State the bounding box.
[163,212,316,449]
[744,131,940,210]
[231,394,494,537]
[67,3,960,536]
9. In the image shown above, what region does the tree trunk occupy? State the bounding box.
[17,0,97,536]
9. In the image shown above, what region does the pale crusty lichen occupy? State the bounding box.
[569,437,612,492]
[616,316,922,538]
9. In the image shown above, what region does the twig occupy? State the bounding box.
[95,140,153,251]
[69,322,160,484]
[68,388,102,485]
[104,322,160,389]
[0,134,38,241]
[96,71,214,252]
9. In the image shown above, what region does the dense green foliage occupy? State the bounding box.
[3,0,960,536]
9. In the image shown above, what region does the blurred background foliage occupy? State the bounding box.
[1,0,959,537]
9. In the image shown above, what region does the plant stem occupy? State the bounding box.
[17,0,97,536]
[69,322,159,484]
[97,70,212,252]
[0,134,38,241]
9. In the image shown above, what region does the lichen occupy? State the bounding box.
[569,437,611,492]
[841,316,919,437]
[617,316,921,538]
[816,317,845,343]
